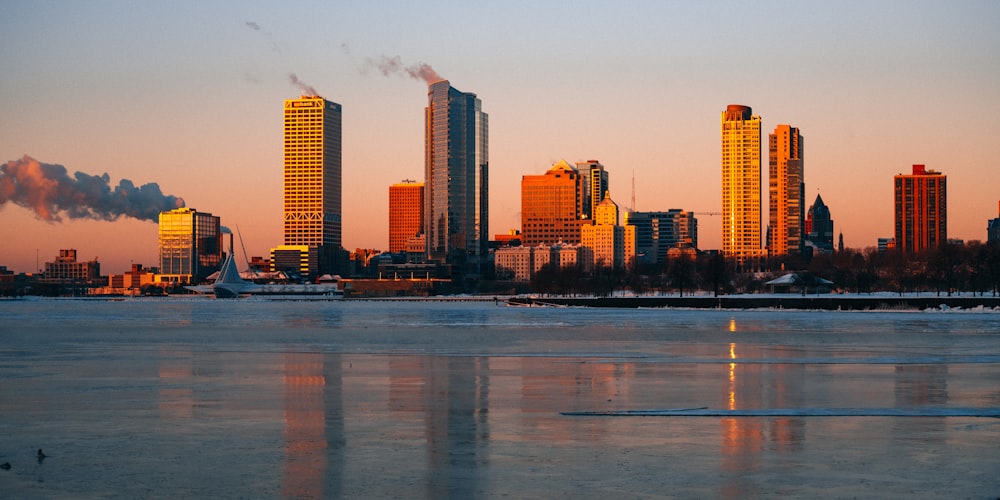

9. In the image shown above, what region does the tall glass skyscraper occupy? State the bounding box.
[721,104,764,268]
[768,124,804,256]
[424,80,488,276]
[283,95,342,275]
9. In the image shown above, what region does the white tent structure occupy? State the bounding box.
[765,273,834,294]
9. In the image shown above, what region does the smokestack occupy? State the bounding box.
[364,55,442,84]
[0,155,185,222]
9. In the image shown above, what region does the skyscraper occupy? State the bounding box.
[521,160,586,246]
[768,124,804,256]
[576,160,608,221]
[158,207,222,284]
[894,164,946,253]
[804,193,834,252]
[388,180,424,253]
[721,105,764,267]
[425,80,488,276]
[283,94,342,275]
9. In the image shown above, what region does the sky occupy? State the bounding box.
[2,1,999,274]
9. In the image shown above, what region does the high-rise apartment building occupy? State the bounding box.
[283,94,342,275]
[894,164,946,253]
[158,207,222,284]
[721,105,764,267]
[388,180,424,253]
[576,160,608,221]
[624,210,698,265]
[425,80,488,276]
[768,124,804,256]
[521,160,587,246]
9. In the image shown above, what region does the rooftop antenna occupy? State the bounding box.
[630,169,636,212]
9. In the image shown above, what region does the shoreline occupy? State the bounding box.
[507,295,1000,310]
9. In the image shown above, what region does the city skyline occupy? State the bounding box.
[2,2,999,273]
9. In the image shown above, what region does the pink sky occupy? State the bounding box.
[2,2,998,274]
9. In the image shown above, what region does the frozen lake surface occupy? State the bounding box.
[1,298,999,498]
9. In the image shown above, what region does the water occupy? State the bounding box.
[1,298,998,498]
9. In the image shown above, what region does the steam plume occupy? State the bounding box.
[0,155,185,223]
[364,55,442,84]
[288,73,320,97]
[244,20,282,53]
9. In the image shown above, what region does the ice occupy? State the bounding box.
[1,298,998,497]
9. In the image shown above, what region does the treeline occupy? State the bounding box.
[527,242,1000,297]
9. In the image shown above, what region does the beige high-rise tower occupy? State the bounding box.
[768,124,804,256]
[282,95,342,275]
[721,105,764,267]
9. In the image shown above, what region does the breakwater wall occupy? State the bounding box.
[508,295,1000,311]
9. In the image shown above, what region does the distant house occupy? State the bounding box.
[765,273,834,294]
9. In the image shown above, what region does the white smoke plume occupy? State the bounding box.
[0,155,185,223]
[364,55,443,84]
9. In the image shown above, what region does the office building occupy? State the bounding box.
[425,80,488,277]
[576,160,608,221]
[804,194,834,252]
[43,249,101,282]
[158,207,222,284]
[389,180,424,253]
[581,194,635,270]
[521,160,587,246]
[894,164,946,253]
[283,94,342,275]
[721,105,765,267]
[768,125,804,256]
[624,210,698,266]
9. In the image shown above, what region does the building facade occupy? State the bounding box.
[521,160,587,246]
[894,164,946,253]
[388,180,424,253]
[576,160,608,221]
[283,95,342,275]
[424,80,489,277]
[158,207,222,284]
[43,249,101,282]
[581,195,635,270]
[721,104,765,267]
[768,124,804,256]
[494,243,592,282]
[804,194,834,252]
[624,210,698,266]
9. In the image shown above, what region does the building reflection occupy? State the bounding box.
[423,356,490,498]
[721,341,806,496]
[157,348,193,420]
[892,364,948,443]
[282,352,345,499]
